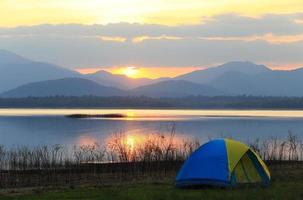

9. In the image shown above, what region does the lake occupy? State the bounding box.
[1,109,303,147]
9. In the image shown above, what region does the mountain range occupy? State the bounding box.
[0,50,80,93]
[1,49,303,98]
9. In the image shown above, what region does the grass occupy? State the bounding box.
[0,180,303,200]
[0,161,302,199]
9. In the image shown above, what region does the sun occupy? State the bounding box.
[122,66,139,78]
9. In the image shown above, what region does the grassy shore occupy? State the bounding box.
[0,161,303,200]
[0,180,303,200]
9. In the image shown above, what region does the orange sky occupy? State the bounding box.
[75,63,303,78]
[266,63,303,71]
[75,66,203,79]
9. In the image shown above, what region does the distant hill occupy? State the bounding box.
[206,68,303,97]
[0,49,80,93]
[176,61,270,84]
[176,61,303,96]
[85,70,168,89]
[0,49,30,64]
[1,78,126,97]
[206,71,258,95]
[131,80,224,97]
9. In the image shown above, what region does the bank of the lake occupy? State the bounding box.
[0,161,303,200]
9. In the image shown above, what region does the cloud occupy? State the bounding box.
[198,33,303,44]
[98,36,127,42]
[0,14,303,68]
[132,35,182,43]
[1,13,303,38]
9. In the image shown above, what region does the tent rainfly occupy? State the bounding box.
[176,139,270,187]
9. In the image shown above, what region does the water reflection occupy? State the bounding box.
[126,111,135,121]
[77,135,98,146]
[0,109,303,147]
[3,109,303,118]
[105,126,198,162]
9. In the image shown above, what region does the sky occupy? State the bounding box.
[1,0,303,78]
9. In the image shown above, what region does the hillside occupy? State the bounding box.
[131,80,224,97]
[0,50,80,93]
[1,78,126,97]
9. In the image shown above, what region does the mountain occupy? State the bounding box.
[131,80,224,97]
[204,66,303,97]
[175,61,303,96]
[0,49,30,64]
[0,50,80,93]
[176,61,271,84]
[205,71,259,95]
[1,78,126,97]
[85,70,169,89]
[243,68,303,96]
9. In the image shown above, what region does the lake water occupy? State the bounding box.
[1,109,303,147]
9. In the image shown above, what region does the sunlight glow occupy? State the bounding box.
[132,35,182,43]
[126,135,135,151]
[122,66,139,78]
[75,68,102,74]
[126,111,135,118]
[99,36,127,42]
[106,132,189,161]
[88,66,202,79]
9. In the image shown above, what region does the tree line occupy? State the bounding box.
[1,95,303,109]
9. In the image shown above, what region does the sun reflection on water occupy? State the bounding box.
[104,128,199,162]
[125,111,135,120]
[126,135,135,151]
[77,135,98,146]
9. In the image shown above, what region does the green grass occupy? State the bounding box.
[1,180,303,200]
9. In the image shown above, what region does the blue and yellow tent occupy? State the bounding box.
[176,139,270,187]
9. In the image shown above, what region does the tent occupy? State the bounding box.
[176,139,270,187]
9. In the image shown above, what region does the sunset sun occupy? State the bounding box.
[122,66,139,78]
